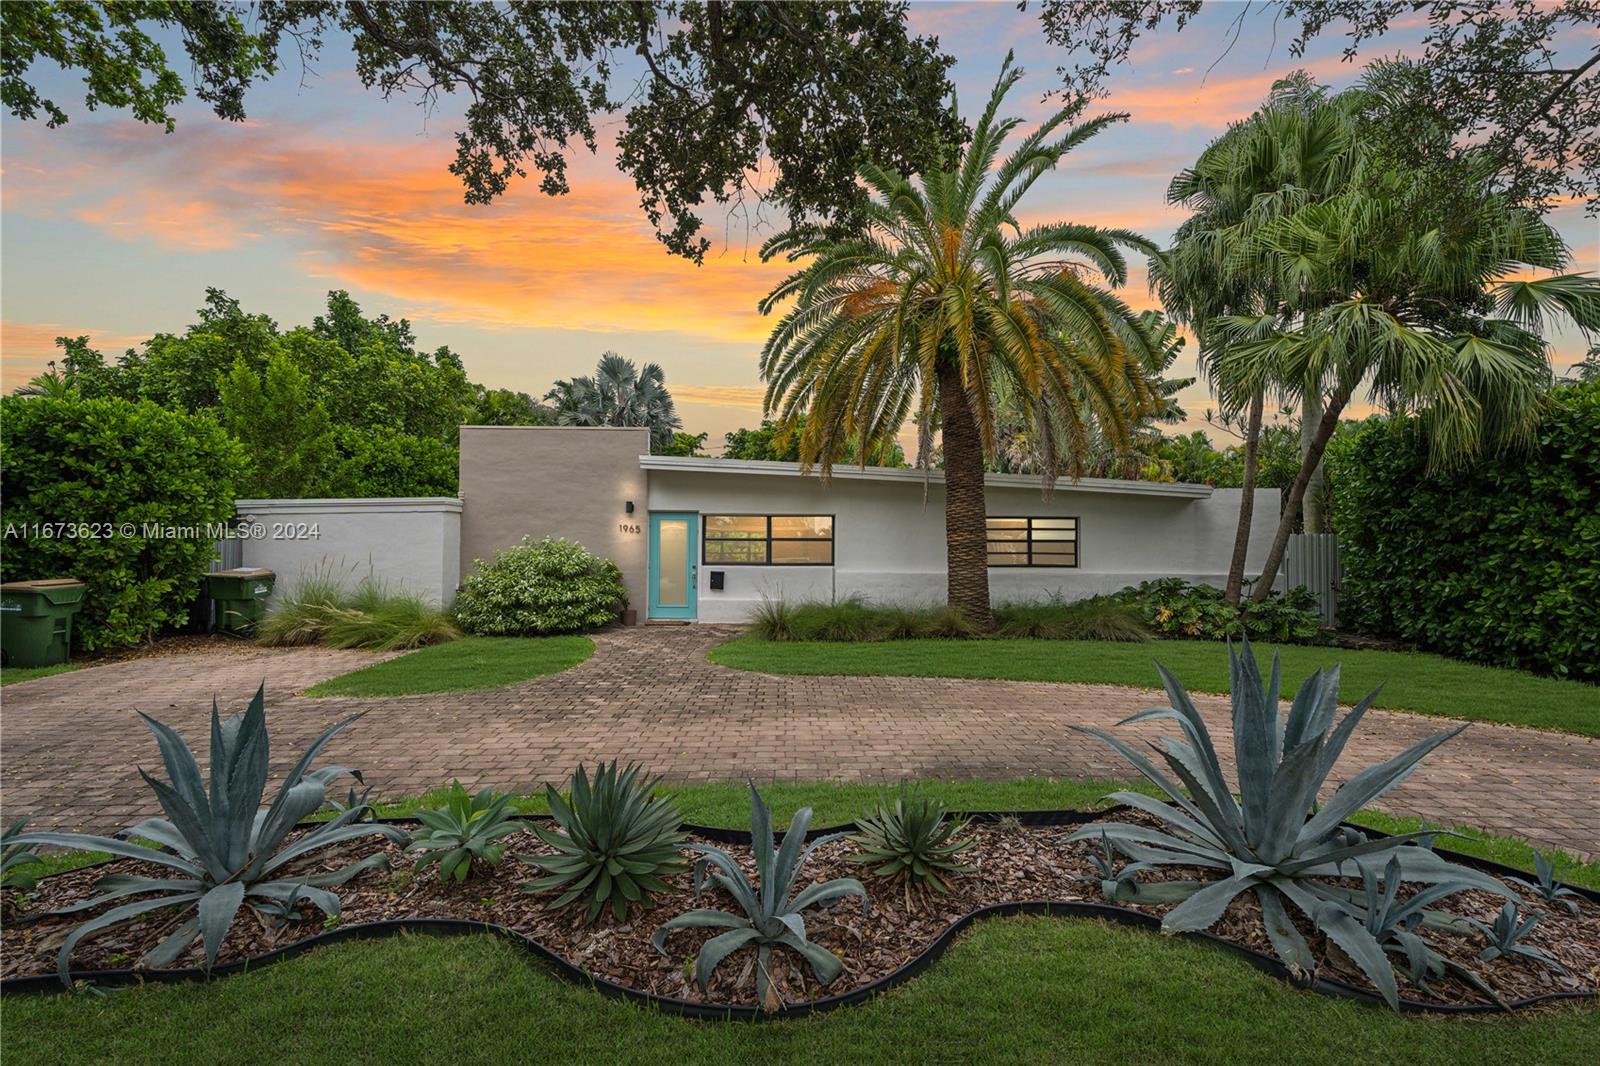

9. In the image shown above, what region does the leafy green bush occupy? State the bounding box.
[453,537,626,635]
[1327,384,1600,680]
[0,394,246,650]
[1117,579,1322,643]
[258,571,459,650]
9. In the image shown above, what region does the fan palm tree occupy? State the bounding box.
[1157,73,1361,604]
[1214,76,1600,601]
[546,352,682,451]
[758,55,1160,628]
[13,362,73,398]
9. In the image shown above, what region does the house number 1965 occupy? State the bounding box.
[618,523,641,534]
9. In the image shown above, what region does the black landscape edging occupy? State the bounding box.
[4,807,1595,1018]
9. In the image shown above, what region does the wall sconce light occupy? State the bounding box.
[625,501,635,514]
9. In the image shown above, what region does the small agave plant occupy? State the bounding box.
[12,686,407,983]
[1467,901,1568,973]
[2,818,47,891]
[408,782,520,882]
[653,784,868,1011]
[847,786,975,901]
[1506,851,1585,917]
[1071,640,1510,1009]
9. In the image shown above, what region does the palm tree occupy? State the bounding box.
[759,55,1159,628]
[546,352,682,451]
[13,362,73,398]
[1157,73,1361,604]
[1214,73,1600,602]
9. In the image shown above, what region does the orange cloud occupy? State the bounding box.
[672,384,770,409]
[1106,55,1355,128]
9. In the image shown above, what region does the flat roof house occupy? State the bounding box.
[458,426,1280,624]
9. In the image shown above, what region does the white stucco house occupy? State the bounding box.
[234,425,1280,621]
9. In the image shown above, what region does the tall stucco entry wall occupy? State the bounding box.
[458,427,650,613]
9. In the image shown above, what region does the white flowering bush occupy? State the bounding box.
[453,537,626,635]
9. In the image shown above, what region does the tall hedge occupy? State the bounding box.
[1,395,247,651]
[1328,381,1600,681]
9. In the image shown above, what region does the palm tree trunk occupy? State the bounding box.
[937,362,995,629]
[1224,390,1264,607]
[1300,385,1326,533]
[1249,386,1350,603]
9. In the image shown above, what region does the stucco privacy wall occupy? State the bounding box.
[235,498,461,607]
[458,426,650,611]
[646,467,1280,623]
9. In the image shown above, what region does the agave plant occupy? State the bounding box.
[1071,640,1510,1009]
[1506,851,1584,917]
[522,762,687,923]
[653,784,869,1010]
[2,818,46,891]
[848,787,975,899]
[1084,830,1143,903]
[1467,901,1567,972]
[408,782,520,882]
[12,686,406,983]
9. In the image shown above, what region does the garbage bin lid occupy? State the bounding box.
[210,568,275,578]
[0,578,85,590]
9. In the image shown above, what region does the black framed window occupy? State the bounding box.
[704,514,834,565]
[987,516,1078,567]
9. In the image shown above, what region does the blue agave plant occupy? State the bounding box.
[14,686,407,983]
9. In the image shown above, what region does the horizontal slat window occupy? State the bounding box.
[986,516,1079,568]
[704,515,834,566]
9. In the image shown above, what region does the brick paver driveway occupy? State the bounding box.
[3,626,1596,856]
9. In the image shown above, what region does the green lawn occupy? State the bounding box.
[0,662,80,687]
[6,915,1595,1065]
[303,636,594,697]
[710,636,1600,736]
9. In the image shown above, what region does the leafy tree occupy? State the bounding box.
[1037,0,1600,214]
[0,393,246,650]
[463,386,550,427]
[546,353,682,451]
[122,289,280,411]
[1203,77,1600,602]
[1,1,961,261]
[722,417,906,466]
[759,56,1159,628]
[325,426,457,498]
[656,431,708,457]
[218,353,335,498]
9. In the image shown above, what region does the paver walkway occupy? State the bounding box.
[3,627,1595,856]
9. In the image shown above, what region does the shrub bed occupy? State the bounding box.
[453,537,626,635]
[1116,578,1325,643]
[1327,383,1600,681]
[749,595,1149,642]
[0,394,246,651]
[257,571,459,650]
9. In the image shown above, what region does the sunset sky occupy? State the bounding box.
[2,2,1595,448]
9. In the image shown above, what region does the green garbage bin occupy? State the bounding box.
[0,579,86,667]
[207,568,276,635]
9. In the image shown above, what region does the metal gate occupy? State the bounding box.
[1285,532,1340,627]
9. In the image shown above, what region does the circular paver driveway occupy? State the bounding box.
[2,627,1595,856]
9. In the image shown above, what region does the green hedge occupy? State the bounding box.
[1,395,247,650]
[1328,381,1600,681]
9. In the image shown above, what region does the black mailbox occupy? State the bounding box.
[709,570,725,591]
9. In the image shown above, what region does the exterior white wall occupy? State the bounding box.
[646,470,1279,623]
[234,498,462,607]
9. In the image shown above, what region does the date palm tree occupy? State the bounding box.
[758,55,1159,628]
[546,352,681,451]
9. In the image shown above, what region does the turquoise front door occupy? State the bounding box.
[648,512,698,620]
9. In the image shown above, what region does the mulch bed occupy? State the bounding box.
[3,816,1596,1012]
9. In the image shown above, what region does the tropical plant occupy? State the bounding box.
[848,787,975,899]
[1506,852,1584,917]
[1069,640,1510,1009]
[759,53,1160,628]
[522,762,687,923]
[258,571,461,651]
[1085,830,1142,903]
[992,594,1149,641]
[1116,579,1322,643]
[2,818,46,890]
[546,352,682,451]
[11,686,405,983]
[1466,902,1566,972]
[453,536,626,636]
[652,784,869,1010]
[12,364,72,398]
[407,782,521,882]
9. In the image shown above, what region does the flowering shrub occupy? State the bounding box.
[1118,579,1323,643]
[453,537,625,635]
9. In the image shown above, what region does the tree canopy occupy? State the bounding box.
[1,1,962,261]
